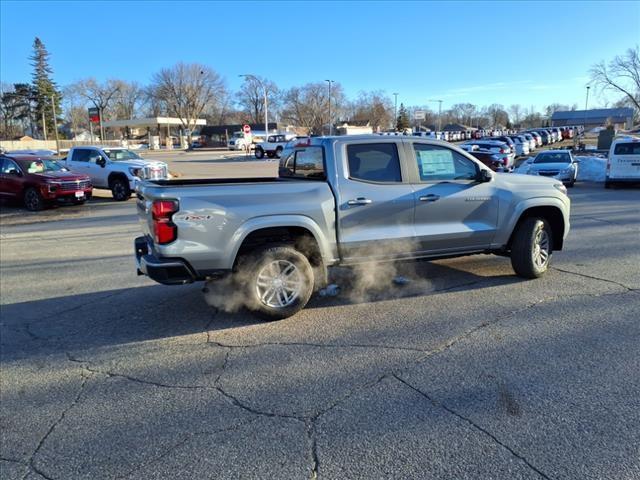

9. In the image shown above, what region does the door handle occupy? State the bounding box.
[419,194,440,202]
[347,197,373,206]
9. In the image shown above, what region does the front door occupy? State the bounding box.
[410,142,499,253]
[0,158,24,199]
[336,141,416,260]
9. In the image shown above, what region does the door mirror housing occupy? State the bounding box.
[477,169,492,183]
[8,168,22,176]
[96,157,106,168]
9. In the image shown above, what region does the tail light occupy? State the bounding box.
[152,200,178,244]
[502,157,508,165]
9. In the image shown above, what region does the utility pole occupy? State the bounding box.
[99,106,105,142]
[240,74,269,137]
[50,95,60,154]
[41,110,47,141]
[393,93,399,130]
[325,79,334,135]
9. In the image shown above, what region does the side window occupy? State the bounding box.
[72,149,90,162]
[347,143,402,183]
[614,143,640,155]
[278,146,325,180]
[88,151,103,163]
[414,144,478,182]
[1,159,19,174]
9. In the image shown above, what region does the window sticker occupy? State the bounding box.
[417,149,455,177]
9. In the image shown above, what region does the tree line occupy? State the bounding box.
[1,39,638,140]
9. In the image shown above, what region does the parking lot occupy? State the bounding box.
[1,152,639,480]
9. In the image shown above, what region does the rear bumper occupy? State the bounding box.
[135,236,195,285]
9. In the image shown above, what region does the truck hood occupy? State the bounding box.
[497,172,560,186]
[29,171,91,182]
[112,159,167,169]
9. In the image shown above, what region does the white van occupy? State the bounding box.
[605,136,640,188]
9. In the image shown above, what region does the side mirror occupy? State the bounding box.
[96,157,106,168]
[8,168,22,176]
[574,159,581,164]
[478,169,492,183]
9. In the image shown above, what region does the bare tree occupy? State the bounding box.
[281,82,345,134]
[150,62,224,134]
[111,80,143,120]
[590,46,640,111]
[348,91,394,130]
[236,76,279,124]
[508,104,523,126]
[69,78,121,139]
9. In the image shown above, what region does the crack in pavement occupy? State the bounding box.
[551,266,636,291]
[392,374,553,480]
[24,371,90,480]
[115,418,260,479]
[305,420,320,480]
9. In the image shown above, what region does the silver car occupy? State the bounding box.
[521,150,579,187]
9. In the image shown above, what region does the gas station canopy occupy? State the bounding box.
[102,117,207,129]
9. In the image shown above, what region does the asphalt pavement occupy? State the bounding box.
[1,173,639,479]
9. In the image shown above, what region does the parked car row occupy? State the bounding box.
[0,146,169,211]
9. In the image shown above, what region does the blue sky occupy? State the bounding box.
[1,0,639,112]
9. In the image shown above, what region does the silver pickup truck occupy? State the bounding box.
[135,135,570,319]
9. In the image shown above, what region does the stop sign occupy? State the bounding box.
[243,124,251,134]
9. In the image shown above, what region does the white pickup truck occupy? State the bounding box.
[254,134,296,159]
[63,146,168,200]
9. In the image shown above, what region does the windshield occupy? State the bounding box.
[534,152,571,164]
[17,158,67,173]
[103,149,142,161]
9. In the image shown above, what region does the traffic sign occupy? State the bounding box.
[413,110,426,120]
[88,107,100,123]
[243,124,251,134]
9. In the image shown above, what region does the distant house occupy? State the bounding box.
[336,121,373,135]
[551,108,634,130]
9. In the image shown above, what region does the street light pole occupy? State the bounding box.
[393,93,399,131]
[584,85,590,132]
[239,74,268,137]
[325,79,334,135]
[428,99,443,131]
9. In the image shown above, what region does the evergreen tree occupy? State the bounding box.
[396,103,410,131]
[30,37,61,139]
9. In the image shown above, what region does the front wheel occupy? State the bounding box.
[239,245,314,320]
[24,187,44,211]
[275,146,283,158]
[255,147,265,159]
[510,217,553,279]
[110,178,131,201]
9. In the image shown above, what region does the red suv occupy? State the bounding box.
[0,155,93,211]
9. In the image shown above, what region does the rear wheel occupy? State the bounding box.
[275,146,283,158]
[255,147,265,159]
[24,187,44,211]
[110,177,130,201]
[238,244,314,320]
[510,217,553,279]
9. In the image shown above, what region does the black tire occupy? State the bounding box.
[275,146,283,158]
[255,147,265,159]
[567,179,575,188]
[110,177,131,201]
[510,217,553,279]
[24,187,44,211]
[238,244,314,320]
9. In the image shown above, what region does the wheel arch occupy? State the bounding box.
[507,204,566,251]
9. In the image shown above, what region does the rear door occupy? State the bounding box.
[609,141,640,180]
[409,142,499,252]
[335,140,417,260]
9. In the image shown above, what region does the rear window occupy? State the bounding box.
[613,143,640,155]
[347,143,402,183]
[279,146,326,180]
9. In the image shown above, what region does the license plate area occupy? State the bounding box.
[75,191,85,198]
